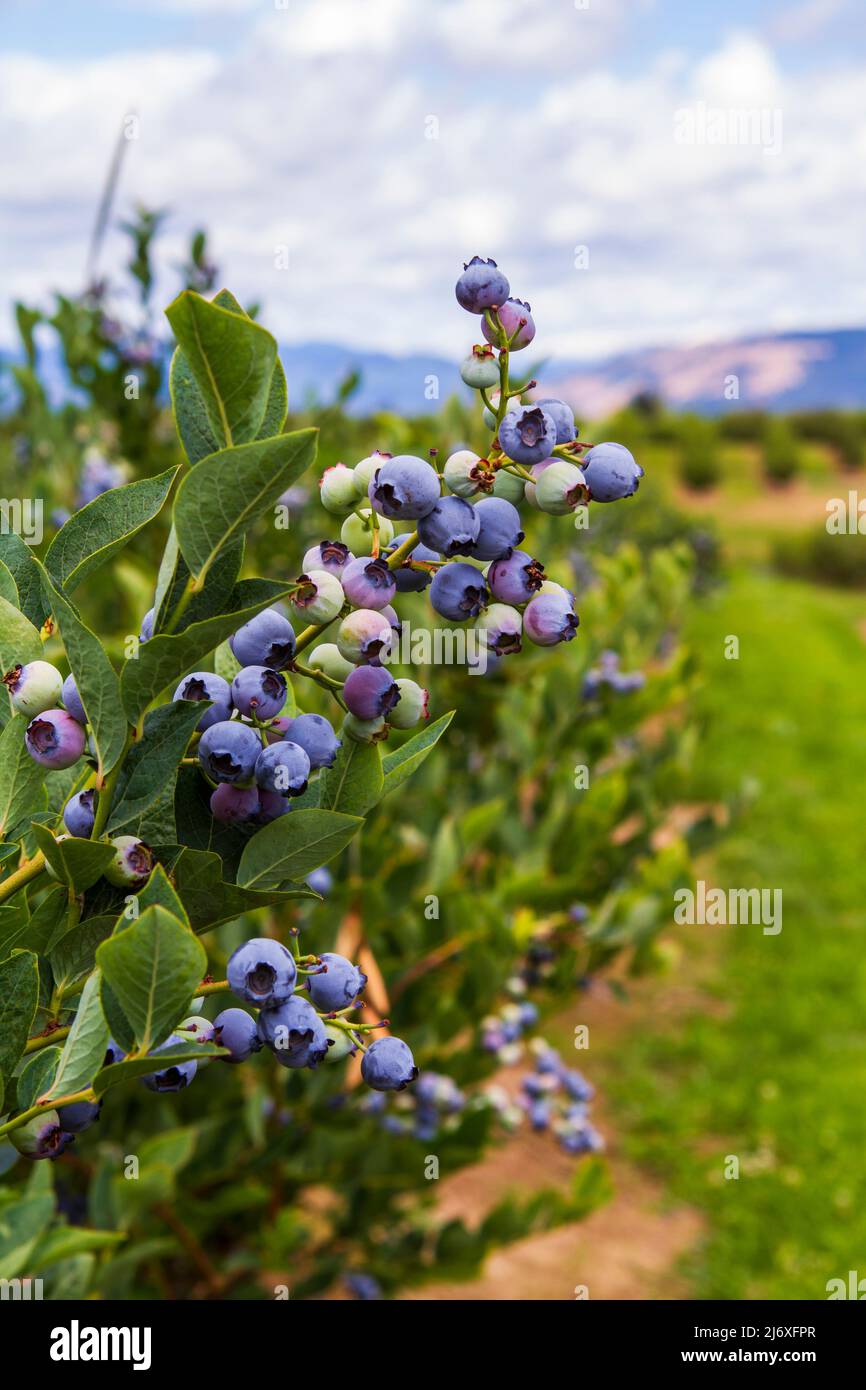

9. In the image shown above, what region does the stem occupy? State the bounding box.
[0,1087,95,1140]
[294,616,339,657]
[292,660,348,711]
[91,731,133,835]
[196,978,230,998]
[24,1025,71,1055]
[0,853,46,904]
[162,576,197,636]
[385,531,419,570]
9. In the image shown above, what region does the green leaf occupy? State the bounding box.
[0,1185,55,1280]
[49,919,115,993]
[8,886,66,958]
[237,808,362,889]
[134,862,189,924]
[165,289,277,450]
[154,532,243,636]
[0,559,19,607]
[99,979,135,1054]
[39,567,127,776]
[0,533,47,629]
[92,1043,227,1097]
[0,950,38,1081]
[153,844,312,932]
[0,903,31,961]
[29,1226,125,1268]
[44,468,179,593]
[107,700,204,833]
[16,1046,61,1110]
[120,577,290,725]
[173,429,317,583]
[95,905,207,1051]
[31,825,115,893]
[41,970,110,1102]
[319,737,383,816]
[0,596,42,703]
[381,711,456,796]
[0,715,46,840]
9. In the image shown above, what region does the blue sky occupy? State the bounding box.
[1,0,864,360]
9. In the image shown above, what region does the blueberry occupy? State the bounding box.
[429,562,490,621]
[319,462,364,515]
[581,442,643,502]
[140,1034,197,1093]
[535,460,589,515]
[478,603,522,656]
[337,609,394,665]
[308,642,356,682]
[61,673,87,724]
[460,343,501,388]
[491,467,526,503]
[198,719,261,783]
[360,1036,418,1091]
[523,457,556,509]
[173,670,234,732]
[353,450,393,491]
[482,297,535,350]
[254,740,311,796]
[290,569,345,626]
[343,1271,382,1300]
[482,390,521,431]
[56,1099,101,1134]
[257,995,330,1069]
[104,835,154,888]
[388,679,429,728]
[499,406,557,466]
[307,952,368,1011]
[139,607,155,643]
[341,556,397,611]
[178,1014,217,1044]
[443,449,489,499]
[228,937,297,1007]
[231,666,287,721]
[306,866,333,895]
[210,783,261,823]
[3,660,63,718]
[468,497,524,561]
[523,591,579,646]
[528,1100,551,1131]
[283,712,341,768]
[340,509,395,556]
[489,549,546,605]
[24,710,86,769]
[62,788,97,838]
[384,539,439,593]
[534,397,576,444]
[368,455,440,521]
[343,665,401,720]
[417,495,480,558]
[230,608,296,669]
[257,790,292,822]
[10,1111,74,1159]
[213,1007,262,1063]
[323,1023,358,1061]
[343,713,388,743]
[455,256,510,314]
[302,540,353,578]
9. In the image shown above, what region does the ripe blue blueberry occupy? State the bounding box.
[319,462,364,515]
[418,495,480,557]
[535,460,589,515]
[230,607,296,669]
[173,670,233,732]
[210,783,260,823]
[198,719,261,783]
[523,591,579,646]
[430,562,490,621]
[468,497,524,561]
[337,609,393,665]
[482,297,535,350]
[368,454,440,521]
[56,1099,101,1134]
[10,1111,74,1159]
[306,866,333,895]
[105,835,154,888]
[307,952,368,1011]
[228,937,297,1007]
[389,678,429,728]
[257,995,330,1069]
[25,710,86,769]
[141,1035,197,1093]
[302,540,354,578]
[62,788,97,838]
[213,1008,262,1063]
[455,256,510,313]
[343,665,401,720]
[231,666,287,721]
[139,607,155,643]
[283,712,341,769]
[360,1036,418,1091]
[61,673,87,724]
[489,549,546,605]
[289,569,345,625]
[534,397,576,444]
[341,556,397,611]
[581,442,644,502]
[385,539,438,593]
[460,344,501,388]
[257,790,292,823]
[3,660,63,718]
[254,740,311,796]
[498,406,557,465]
[478,603,523,656]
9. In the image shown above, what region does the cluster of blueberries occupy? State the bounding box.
[582,649,646,700]
[481,999,541,1064]
[52,446,127,529]
[360,1069,466,1143]
[521,1042,604,1157]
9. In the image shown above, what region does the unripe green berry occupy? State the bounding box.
[492,468,526,503]
[319,463,364,515]
[535,460,589,515]
[460,344,500,390]
[483,391,521,430]
[388,678,429,729]
[353,451,392,491]
[105,835,154,888]
[308,643,355,682]
[323,1024,358,1061]
[3,659,64,718]
[340,508,395,556]
[343,713,389,743]
[443,450,488,499]
[289,570,345,625]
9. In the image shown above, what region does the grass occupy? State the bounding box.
[603,567,866,1298]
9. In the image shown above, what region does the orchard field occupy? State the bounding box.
[0,229,864,1303]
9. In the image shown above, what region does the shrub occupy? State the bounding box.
[677,415,721,491]
[762,417,801,484]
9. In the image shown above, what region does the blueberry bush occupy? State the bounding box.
[0,254,702,1298]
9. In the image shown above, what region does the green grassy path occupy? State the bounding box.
[609,569,866,1299]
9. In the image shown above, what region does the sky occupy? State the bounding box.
[1,0,865,363]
